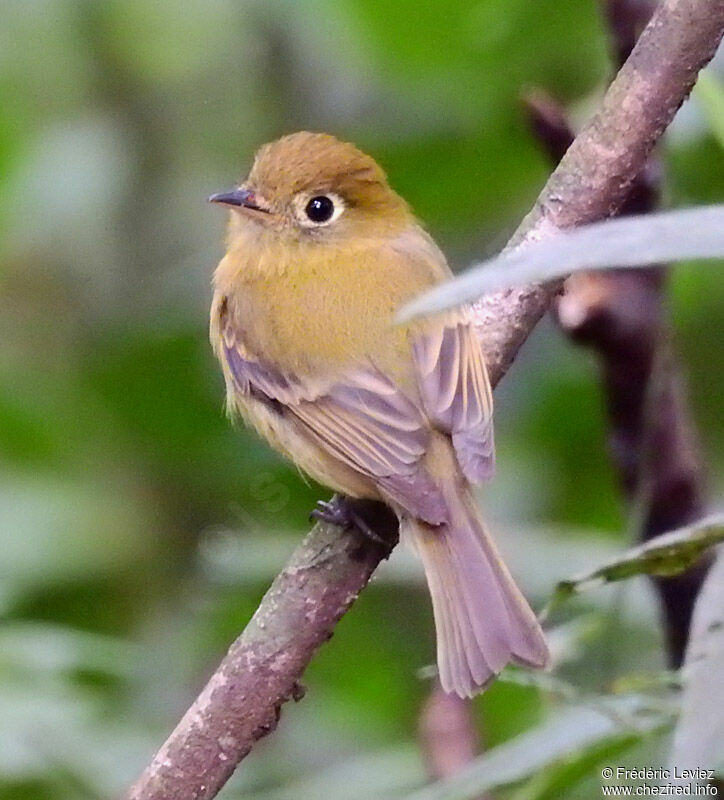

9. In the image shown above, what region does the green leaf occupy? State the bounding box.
[403,693,673,800]
[670,548,724,778]
[543,515,724,617]
[397,206,724,322]
[508,736,638,800]
[242,744,424,800]
[0,622,139,680]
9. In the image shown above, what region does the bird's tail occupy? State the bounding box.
[404,486,549,698]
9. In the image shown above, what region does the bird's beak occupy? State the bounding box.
[208,188,270,214]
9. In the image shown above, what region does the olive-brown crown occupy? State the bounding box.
[247,132,407,217]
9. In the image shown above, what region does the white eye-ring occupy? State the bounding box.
[294,192,345,227]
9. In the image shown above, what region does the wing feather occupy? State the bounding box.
[220,325,448,524]
[413,319,495,482]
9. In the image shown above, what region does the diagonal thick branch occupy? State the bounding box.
[126,1,724,797]
[524,0,709,667]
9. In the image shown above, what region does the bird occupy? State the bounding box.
[209,131,548,697]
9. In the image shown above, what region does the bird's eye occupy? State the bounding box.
[305,195,335,224]
[294,191,345,228]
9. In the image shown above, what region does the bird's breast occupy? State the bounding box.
[213,237,433,389]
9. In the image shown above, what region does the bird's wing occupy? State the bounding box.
[412,317,495,482]
[220,323,448,525]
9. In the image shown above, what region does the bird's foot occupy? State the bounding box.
[310,497,350,527]
[311,497,390,548]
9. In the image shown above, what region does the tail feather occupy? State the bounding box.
[420,540,467,689]
[405,489,548,698]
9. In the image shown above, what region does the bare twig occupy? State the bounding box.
[419,683,488,800]
[522,90,574,165]
[525,0,709,666]
[419,685,479,776]
[126,1,724,797]
[602,0,658,67]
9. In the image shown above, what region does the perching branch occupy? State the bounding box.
[126,1,724,797]
[524,0,710,665]
[471,0,724,381]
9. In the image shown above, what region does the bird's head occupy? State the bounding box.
[209,132,411,242]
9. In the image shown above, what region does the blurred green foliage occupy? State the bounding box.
[0,1,722,798]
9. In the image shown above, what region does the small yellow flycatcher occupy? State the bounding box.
[209,132,548,697]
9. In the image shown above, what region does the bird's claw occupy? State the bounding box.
[310,498,350,527]
[311,498,390,548]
